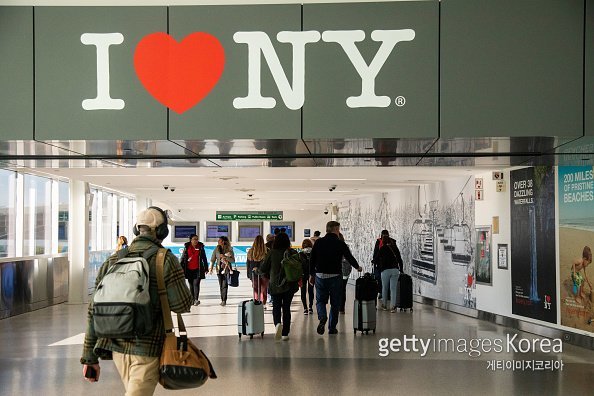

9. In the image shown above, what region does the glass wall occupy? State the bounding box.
[0,171,135,259]
[23,174,52,256]
[0,169,16,257]
[57,181,69,253]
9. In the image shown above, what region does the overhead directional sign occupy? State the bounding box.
[216,211,283,221]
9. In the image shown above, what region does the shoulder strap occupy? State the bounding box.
[156,248,175,332]
[142,245,160,261]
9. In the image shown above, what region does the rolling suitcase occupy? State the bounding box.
[238,275,265,339]
[396,273,413,312]
[353,299,376,335]
[355,272,378,302]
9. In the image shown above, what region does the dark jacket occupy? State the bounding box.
[310,233,359,277]
[246,258,263,280]
[260,248,298,295]
[372,237,396,266]
[378,243,404,272]
[180,241,208,280]
[300,248,312,277]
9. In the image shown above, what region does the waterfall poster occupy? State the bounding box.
[510,166,557,324]
[558,166,594,333]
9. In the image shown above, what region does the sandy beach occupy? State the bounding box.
[559,226,594,331]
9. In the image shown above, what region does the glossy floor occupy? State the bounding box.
[0,277,591,396]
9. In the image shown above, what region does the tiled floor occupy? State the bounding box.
[0,276,592,395]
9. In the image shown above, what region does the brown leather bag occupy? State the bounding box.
[156,249,217,390]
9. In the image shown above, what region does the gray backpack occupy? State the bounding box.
[92,246,158,338]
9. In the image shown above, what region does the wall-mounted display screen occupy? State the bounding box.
[238,222,262,241]
[270,221,295,241]
[171,222,199,243]
[205,222,232,242]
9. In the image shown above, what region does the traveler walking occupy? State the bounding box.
[338,233,352,314]
[81,206,192,395]
[378,234,404,313]
[300,239,314,315]
[116,235,128,251]
[209,236,235,306]
[180,234,208,306]
[310,230,321,245]
[309,221,362,335]
[247,235,269,304]
[372,230,396,303]
[260,232,299,341]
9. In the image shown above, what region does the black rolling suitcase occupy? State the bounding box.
[396,273,413,312]
[355,273,378,301]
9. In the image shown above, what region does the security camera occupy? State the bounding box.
[324,209,329,215]
[170,187,176,192]
[178,209,181,213]
[329,185,337,191]
[163,185,169,190]
[248,194,253,197]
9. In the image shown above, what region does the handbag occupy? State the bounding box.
[227,266,240,287]
[156,249,217,390]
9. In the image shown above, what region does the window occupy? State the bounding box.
[0,169,16,258]
[57,181,69,253]
[23,174,52,255]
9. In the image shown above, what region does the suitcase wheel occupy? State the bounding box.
[373,329,376,334]
[261,332,264,338]
[365,330,369,335]
[238,334,242,339]
[250,334,253,339]
[354,329,357,334]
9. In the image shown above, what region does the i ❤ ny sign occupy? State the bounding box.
[31,3,438,141]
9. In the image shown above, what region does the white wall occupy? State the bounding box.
[474,170,512,316]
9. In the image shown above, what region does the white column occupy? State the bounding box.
[68,180,90,304]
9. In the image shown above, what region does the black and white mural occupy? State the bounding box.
[338,176,476,307]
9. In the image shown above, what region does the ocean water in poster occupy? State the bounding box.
[510,166,556,324]
[558,166,594,332]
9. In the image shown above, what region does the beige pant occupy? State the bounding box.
[112,352,160,396]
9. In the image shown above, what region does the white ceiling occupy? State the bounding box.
[33,166,484,218]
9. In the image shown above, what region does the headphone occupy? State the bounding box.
[132,206,170,240]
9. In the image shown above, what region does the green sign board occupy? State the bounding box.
[216,211,283,221]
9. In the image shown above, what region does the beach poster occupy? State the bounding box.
[558,166,594,332]
[510,166,557,324]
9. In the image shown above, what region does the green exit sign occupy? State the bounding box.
[216,211,283,221]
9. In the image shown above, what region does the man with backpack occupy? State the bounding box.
[81,206,192,396]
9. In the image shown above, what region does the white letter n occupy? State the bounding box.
[233,31,321,110]
[80,33,125,110]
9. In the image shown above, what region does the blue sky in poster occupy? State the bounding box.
[558,166,594,225]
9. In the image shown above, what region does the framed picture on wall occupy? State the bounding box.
[497,244,508,270]
[475,226,492,285]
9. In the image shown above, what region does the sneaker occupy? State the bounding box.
[380,305,388,311]
[275,323,283,341]
[193,300,200,306]
[328,328,338,335]
[220,301,226,306]
[304,309,308,315]
[317,317,327,335]
[281,335,290,341]
[390,307,396,313]
[308,308,313,314]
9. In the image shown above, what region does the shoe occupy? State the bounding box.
[193,300,200,306]
[390,307,396,313]
[268,301,273,306]
[308,308,313,314]
[304,309,308,315]
[275,323,283,341]
[281,335,290,341]
[328,328,338,335]
[317,317,327,335]
[380,305,388,311]
[220,301,226,306]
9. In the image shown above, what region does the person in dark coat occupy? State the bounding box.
[180,234,208,306]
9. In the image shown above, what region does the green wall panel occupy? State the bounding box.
[302,1,439,139]
[168,5,301,140]
[441,0,583,138]
[0,7,33,140]
[35,7,167,141]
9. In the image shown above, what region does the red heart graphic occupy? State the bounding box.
[134,32,225,114]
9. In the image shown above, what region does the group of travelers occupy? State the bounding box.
[82,205,403,395]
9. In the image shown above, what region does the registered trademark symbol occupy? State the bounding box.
[395,96,406,107]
